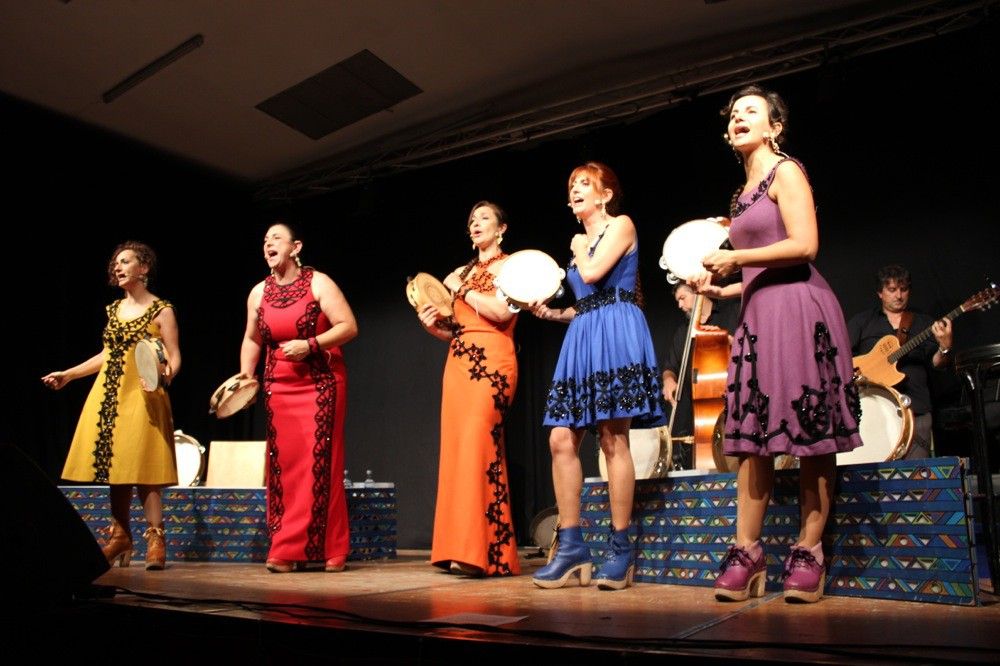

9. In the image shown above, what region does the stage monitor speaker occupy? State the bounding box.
[0,444,109,606]
[206,440,266,487]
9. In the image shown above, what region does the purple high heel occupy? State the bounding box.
[714,542,766,601]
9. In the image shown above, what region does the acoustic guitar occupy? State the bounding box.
[852,284,998,386]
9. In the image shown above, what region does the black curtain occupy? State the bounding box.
[5,17,997,548]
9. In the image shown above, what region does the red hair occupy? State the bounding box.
[567,161,622,216]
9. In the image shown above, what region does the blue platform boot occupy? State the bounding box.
[532,526,593,589]
[594,528,634,590]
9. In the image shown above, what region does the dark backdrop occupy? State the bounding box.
[5,19,997,548]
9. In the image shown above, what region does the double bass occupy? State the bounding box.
[659,217,733,472]
[666,293,730,471]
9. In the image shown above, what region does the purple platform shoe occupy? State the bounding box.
[714,541,766,601]
[782,542,826,603]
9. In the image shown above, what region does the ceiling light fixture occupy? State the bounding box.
[102,34,204,104]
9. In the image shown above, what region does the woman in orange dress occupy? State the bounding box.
[417,201,520,577]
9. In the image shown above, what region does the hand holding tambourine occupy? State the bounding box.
[406,273,454,320]
[493,250,565,313]
[209,373,260,418]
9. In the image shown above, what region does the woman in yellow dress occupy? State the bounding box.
[42,241,181,570]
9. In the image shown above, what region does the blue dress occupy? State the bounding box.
[543,236,665,429]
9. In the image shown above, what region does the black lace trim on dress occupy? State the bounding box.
[264,267,313,309]
[574,288,637,315]
[299,301,336,561]
[544,363,661,425]
[449,331,516,576]
[259,312,285,535]
[725,321,861,447]
[91,299,171,483]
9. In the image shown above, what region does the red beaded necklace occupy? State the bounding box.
[475,252,506,271]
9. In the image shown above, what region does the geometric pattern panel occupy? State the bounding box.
[580,457,977,605]
[61,483,397,563]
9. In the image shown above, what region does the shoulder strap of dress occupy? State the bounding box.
[106,299,122,319]
[766,156,807,188]
[147,299,173,320]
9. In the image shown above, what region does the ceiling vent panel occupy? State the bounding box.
[256,49,421,140]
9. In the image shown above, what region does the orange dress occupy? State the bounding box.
[430,263,520,575]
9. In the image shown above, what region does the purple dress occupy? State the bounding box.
[722,159,862,458]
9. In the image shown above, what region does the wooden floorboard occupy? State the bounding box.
[9,549,996,664]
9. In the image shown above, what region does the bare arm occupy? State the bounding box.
[154,306,181,384]
[312,272,358,348]
[530,303,577,323]
[41,350,105,390]
[702,161,819,277]
[571,215,637,284]
[239,283,264,377]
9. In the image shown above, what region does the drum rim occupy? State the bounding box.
[406,272,453,317]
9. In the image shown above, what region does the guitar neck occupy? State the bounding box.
[888,306,963,363]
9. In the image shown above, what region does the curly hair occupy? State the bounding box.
[107,240,157,286]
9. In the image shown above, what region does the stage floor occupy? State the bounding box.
[15,549,1000,665]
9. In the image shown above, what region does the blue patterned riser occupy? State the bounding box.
[580,457,979,606]
[61,486,397,563]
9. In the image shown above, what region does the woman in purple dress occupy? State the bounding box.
[692,85,862,604]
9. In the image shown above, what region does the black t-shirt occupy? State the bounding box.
[847,307,937,414]
[662,298,739,436]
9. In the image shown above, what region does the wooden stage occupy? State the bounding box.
[9,549,999,665]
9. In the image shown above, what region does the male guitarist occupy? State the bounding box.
[847,264,953,459]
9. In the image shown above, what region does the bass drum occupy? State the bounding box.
[598,427,672,480]
[711,413,797,473]
[174,430,206,487]
[837,381,913,466]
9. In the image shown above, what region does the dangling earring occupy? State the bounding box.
[140,275,148,286]
[471,238,477,250]
[598,200,608,221]
[496,233,503,245]
[293,253,302,268]
[764,132,780,153]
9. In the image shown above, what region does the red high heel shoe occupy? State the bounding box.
[325,556,348,572]
[101,520,134,568]
[266,559,300,573]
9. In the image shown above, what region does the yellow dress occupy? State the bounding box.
[62,299,177,485]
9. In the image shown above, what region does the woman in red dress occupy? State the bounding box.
[239,222,358,573]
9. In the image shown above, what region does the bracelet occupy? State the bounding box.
[938,346,952,356]
[308,337,321,355]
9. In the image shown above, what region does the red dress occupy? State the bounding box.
[258,268,349,563]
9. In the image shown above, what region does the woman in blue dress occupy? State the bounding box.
[531,161,664,590]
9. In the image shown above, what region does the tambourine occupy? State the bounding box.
[209,373,260,418]
[173,429,206,487]
[659,217,731,284]
[135,337,169,392]
[406,272,454,319]
[493,250,565,313]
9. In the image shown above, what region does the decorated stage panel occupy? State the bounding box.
[581,457,981,605]
[61,483,397,563]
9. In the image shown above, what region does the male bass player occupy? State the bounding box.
[661,282,737,468]
[847,264,953,459]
